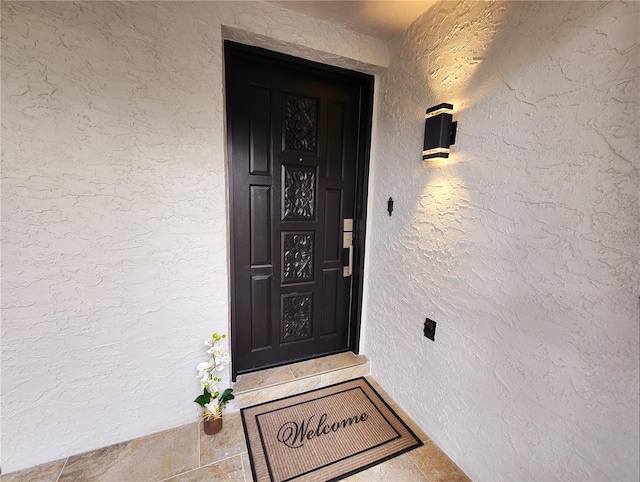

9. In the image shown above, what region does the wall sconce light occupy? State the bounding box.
[423,103,457,161]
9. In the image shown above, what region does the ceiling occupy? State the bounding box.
[267,1,438,40]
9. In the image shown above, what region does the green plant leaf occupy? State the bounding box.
[219,388,235,404]
[194,389,212,407]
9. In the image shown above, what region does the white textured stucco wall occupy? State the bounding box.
[365,1,639,480]
[0,1,386,472]
[3,0,639,478]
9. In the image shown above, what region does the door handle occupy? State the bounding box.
[342,247,350,267]
[343,220,353,277]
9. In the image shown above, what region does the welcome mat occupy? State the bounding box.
[241,377,423,482]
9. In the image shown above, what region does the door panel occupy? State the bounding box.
[249,86,271,175]
[226,43,371,377]
[323,189,342,261]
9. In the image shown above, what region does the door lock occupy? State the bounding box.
[343,219,353,277]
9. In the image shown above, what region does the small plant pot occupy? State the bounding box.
[203,417,223,435]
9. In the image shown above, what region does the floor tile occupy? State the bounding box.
[232,365,295,394]
[233,376,323,409]
[241,453,253,482]
[342,451,429,482]
[231,352,369,412]
[58,424,198,482]
[162,455,245,482]
[407,441,471,482]
[199,412,247,467]
[0,459,67,482]
[288,352,366,379]
[319,362,369,386]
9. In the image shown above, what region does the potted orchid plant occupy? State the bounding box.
[194,332,234,434]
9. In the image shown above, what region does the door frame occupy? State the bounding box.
[224,41,374,380]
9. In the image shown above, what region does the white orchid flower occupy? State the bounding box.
[205,399,220,416]
[195,332,232,420]
[197,361,212,378]
[213,353,230,371]
[207,345,225,356]
[199,372,212,390]
[197,361,212,375]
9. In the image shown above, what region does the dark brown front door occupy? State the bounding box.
[226,42,373,378]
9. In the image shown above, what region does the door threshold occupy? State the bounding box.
[230,352,369,410]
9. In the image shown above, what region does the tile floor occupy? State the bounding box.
[1,356,469,482]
